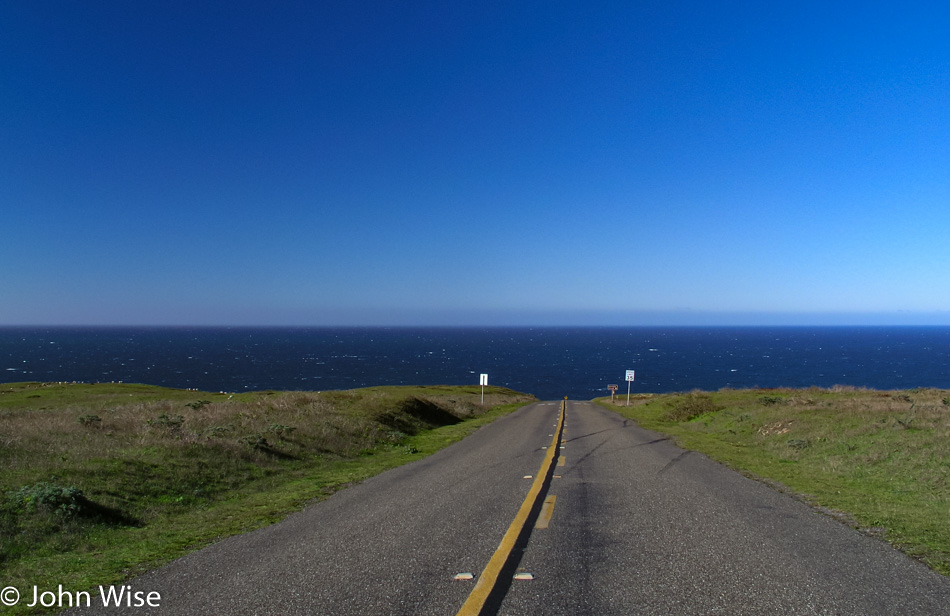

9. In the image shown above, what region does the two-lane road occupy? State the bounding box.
[71,400,950,615]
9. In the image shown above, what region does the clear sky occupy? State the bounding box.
[2,1,949,326]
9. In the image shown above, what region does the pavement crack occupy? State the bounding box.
[658,450,692,474]
[634,436,672,447]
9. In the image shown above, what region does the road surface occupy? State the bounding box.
[70,400,950,615]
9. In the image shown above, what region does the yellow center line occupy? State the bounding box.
[455,400,566,616]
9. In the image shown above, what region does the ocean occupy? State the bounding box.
[2,327,950,400]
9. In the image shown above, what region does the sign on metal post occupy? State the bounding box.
[625,370,635,406]
[608,384,618,402]
[479,373,488,404]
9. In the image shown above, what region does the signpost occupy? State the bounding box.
[479,373,488,404]
[607,384,618,402]
[625,370,635,406]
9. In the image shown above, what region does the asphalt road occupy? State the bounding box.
[69,400,950,615]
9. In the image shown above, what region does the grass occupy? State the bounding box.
[598,386,950,576]
[0,381,535,614]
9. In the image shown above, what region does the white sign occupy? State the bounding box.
[625,370,635,382]
[479,373,488,386]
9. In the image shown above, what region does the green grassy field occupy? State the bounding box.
[598,386,950,576]
[0,381,535,614]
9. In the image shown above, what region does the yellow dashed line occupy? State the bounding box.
[535,495,557,529]
[455,401,565,615]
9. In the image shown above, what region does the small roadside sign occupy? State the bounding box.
[608,384,618,402]
[625,370,635,382]
[625,370,635,406]
[479,373,488,404]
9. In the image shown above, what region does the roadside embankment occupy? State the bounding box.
[0,382,534,614]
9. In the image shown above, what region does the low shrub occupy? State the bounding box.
[204,425,232,439]
[267,423,295,438]
[147,414,184,429]
[240,433,269,449]
[77,414,102,428]
[787,438,811,450]
[7,482,87,518]
[664,393,723,422]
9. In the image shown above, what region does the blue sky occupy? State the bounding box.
[2,1,949,326]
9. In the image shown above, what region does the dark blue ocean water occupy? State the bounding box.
[2,327,950,400]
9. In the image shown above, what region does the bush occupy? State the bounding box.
[267,423,295,438]
[7,483,87,518]
[77,414,102,428]
[240,434,269,449]
[787,438,811,450]
[147,414,184,429]
[204,425,232,439]
[386,430,408,443]
[664,393,723,422]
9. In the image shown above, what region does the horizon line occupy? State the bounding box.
[4,310,950,329]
